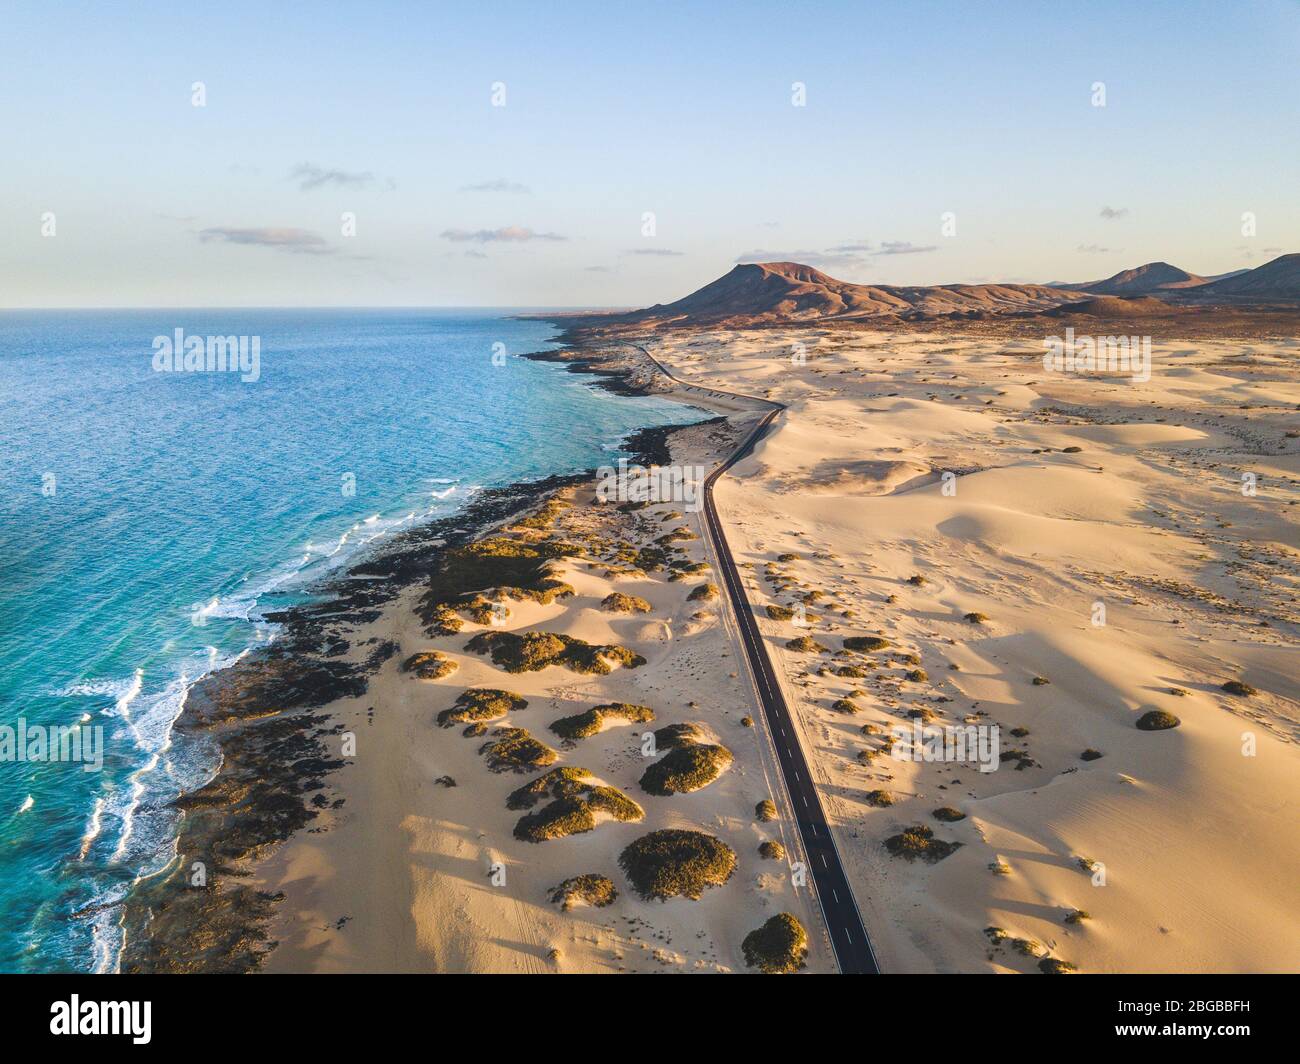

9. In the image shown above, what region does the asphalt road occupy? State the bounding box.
[630,343,881,975]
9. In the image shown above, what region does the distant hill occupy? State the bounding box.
[1047,295,1176,318]
[620,261,1085,326]
[1080,261,1208,295]
[1192,253,1300,299]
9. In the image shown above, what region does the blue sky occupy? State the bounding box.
[3,0,1298,307]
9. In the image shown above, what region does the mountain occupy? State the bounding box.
[622,261,1084,325]
[1193,253,1300,299]
[1080,261,1208,295]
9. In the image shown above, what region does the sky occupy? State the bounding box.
[3,0,1299,308]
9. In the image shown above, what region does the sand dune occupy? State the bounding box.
[643,324,1299,973]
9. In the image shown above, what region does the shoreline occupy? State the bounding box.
[114,343,739,973]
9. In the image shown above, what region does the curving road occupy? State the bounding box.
[627,342,881,975]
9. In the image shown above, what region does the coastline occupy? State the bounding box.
[115,339,770,973]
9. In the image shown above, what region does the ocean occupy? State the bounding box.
[0,309,698,972]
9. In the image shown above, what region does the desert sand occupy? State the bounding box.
[633,323,1299,973]
[248,315,1297,974]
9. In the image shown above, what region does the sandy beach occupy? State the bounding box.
[117,314,1298,976]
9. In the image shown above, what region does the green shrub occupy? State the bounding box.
[1079,748,1103,761]
[417,533,580,634]
[830,698,858,714]
[653,722,705,749]
[864,789,894,807]
[401,650,458,680]
[507,767,594,810]
[1064,910,1090,924]
[785,636,828,653]
[618,829,737,900]
[436,688,527,728]
[1032,676,1050,686]
[758,840,785,860]
[465,629,645,675]
[1221,680,1257,696]
[963,612,988,624]
[741,913,808,974]
[932,806,965,822]
[755,799,777,822]
[1135,710,1180,731]
[478,727,558,773]
[766,604,796,621]
[549,874,617,911]
[550,702,654,740]
[514,783,644,842]
[907,574,926,585]
[640,743,733,795]
[843,636,890,652]
[776,553,799,563]
[904,668,928,683]
[688,583,718,602]
[601,592,652,614]
[1039,957,1077,974]
[884,824,960,862]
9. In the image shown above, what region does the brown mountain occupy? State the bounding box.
[1080,261,1208,295]
[623,261,1084,325]
[1193,253,1300,299]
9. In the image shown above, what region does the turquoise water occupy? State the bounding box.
[0,310,697,972]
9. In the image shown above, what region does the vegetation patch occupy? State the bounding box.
[1079,748,1103,761]
[904,668,928,683]
[741,913,807,974]
[514,783,643,842]
[830,698,859,714]
[465,629,645,674]
[652,722,705,750]
[418,534,579,634]
[640,743,733,795]
[1039,957,1077,974]
[401,651,458,680]
[601,592,652,614]
[550,702,655,741]
[963,612,988,624]
[478,727,558,773]
[549,874,617,911]
[1221,680,1257,697]
[932,806,965,822]
[758,840,786,860]
[1135,709,1180,731]
[785,636,828,653]
[884,824,961,862]
[687,582,718,602]
[436,688,527,728]
[766,604,796,621]
[618,829,737,900]
[864,789,894,807]
[755,799,777,822]
[843,636,890,652]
